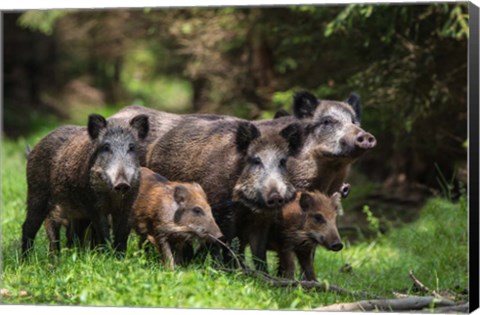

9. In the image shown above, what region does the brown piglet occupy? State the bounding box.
[131,167,223,269]
[268,190,344,281]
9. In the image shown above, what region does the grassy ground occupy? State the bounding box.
[0,119,469,310]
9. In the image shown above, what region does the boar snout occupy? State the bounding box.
[206,220,223,240]
[355,131,376,150]
[114,181,131,193]
[211,229,224,240]
[328,241,343,252]
[266,191,284,207]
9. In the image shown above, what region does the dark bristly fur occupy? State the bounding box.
[273,108,290,119]
[146,117,303,271]
[22,114,149,257]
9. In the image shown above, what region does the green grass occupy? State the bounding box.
[1,126,469,309]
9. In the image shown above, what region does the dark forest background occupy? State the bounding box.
[3,3,469,220]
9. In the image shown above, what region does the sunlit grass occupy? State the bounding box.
[1,129,468,309]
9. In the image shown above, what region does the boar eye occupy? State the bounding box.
[101,143,111,152]
[249,157,262,166]
[192,207,204,216]
[128,143,135,153]
[313,214,325,224]
[279,158,287,168]
[321,116,335,126]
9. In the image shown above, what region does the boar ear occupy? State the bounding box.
[280,123,304,156]
[174,185,188,205]
[331,192,344,216]
[299,192,314,212]
[192,182,207,197]
[345,92,361,123]
[130,114,149,139]
[235,122,260,153]
[293,91,319,119]
[274,108,290,119]
[88,114,107,140]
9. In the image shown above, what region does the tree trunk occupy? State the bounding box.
[247,8,275,110]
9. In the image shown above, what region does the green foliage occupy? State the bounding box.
[324,4,364,37]
[121,41,192,111]
[434,163,457,201]
[271,90,295,112]
[362,205,381,238]
[18,10,70,35]
[324,4,468,41]
[438,4,469,39]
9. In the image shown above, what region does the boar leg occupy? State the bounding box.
[66,222,74,248]
[65,219,84,248]
[236,238,248,268]
[296,247,317,281]
[138,233,147,250]
[192,243,209,262]
[173,241,193,266]
[111,210,132,254]
[80,220,91,248]
[21,192,51,257]
[249,224,270,272]
[138,233,157,257]
[180,242,194,265]
[89,210,111,250]
[277,250,296,279]
[148,235,174,270]
[173,242,183,265]
[44,216,61,253]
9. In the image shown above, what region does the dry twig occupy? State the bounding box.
[409,270,443,299]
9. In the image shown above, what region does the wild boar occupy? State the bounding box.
[131,167,222,268]
[21,113,149,256]
[269,191,344,281]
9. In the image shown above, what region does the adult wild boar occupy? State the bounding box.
[274,91,376,195]
[21,113,149,256]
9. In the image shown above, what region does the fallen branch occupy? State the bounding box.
[409,270,443,299]
[427,302,469,313]
[208,234,244,269]
[220,267,380,299]
[211,237,380,299]
[314,296,456,312]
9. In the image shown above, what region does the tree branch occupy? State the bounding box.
[314,296,456,312]
[220,266,380,299]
